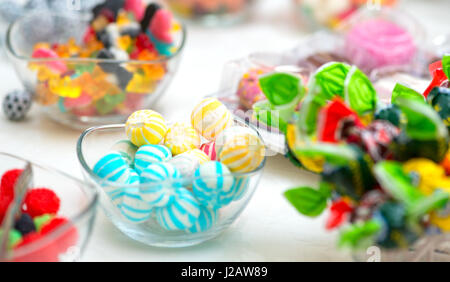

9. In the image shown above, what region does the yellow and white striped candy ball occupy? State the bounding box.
[164,122,201,155]
[191,98,233,141]
[184,149,210,165]
[125,110,167,147]
[216,127,265,173]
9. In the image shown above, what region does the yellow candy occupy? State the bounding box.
[125,110,168,147]
[117,35,132,51]
[215,126,265,173]
[191,98,233,141]
[403,158,450,196]
[49,76,81,98]
[164,122,201,155]
[126,73,156,93]
[184,149,210,165]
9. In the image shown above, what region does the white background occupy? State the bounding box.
[0,0,449,261]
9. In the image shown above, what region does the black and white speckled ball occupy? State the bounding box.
[3,90,32,121]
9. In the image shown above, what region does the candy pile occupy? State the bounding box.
[93,98,265,232]
[283,55,450,250]
[294,0,397,29]
[26,0,181,119]
[0,169,78,262]
[166,0,251,21]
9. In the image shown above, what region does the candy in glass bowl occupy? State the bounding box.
[77,98,266,247]
[165,0,253,25]
[5,0,186,129]
[0,153,98,262]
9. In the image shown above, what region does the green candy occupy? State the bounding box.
[284,182,331,217]
[259,72,304,106]
[373,161,449,219]
[95,92,126,115]
[34,214,54,231]
[255,72,305,132]
[338,220,381,249]
[391,83,425,105]
[395,97,448,141]
[308,62,351,100]
[442,54,450,81]
[344,66,377,115]
[0,229,22,248]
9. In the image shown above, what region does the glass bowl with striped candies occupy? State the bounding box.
[77,99,266,247]
[5,1,186,129]
[0,152,98,262]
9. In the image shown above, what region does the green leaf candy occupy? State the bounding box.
[284,186,329,217]
[391,83,425,105]
[344,66,377,115]
[442,53,450,80]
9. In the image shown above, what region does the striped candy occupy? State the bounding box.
[155,188,201,231]
[110,139,138,168]
[164,122,201,155]
[134,144,172,174]
[187,205,218,233]
[232,177,250,201]
[125,110,168,147]
[184,149,210,165]
[200,142,217,161]
[120,170,153,223]
[191,98,233,141]
[93,152,131,183]
[216,126,265,173]
[192,161,235,209]
[168,153,201,179]
[140,163,183,207]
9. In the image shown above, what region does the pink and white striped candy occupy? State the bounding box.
[200,142,217,161]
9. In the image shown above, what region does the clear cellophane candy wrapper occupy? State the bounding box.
[214,15,436,156]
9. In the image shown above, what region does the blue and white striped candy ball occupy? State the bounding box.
[140,162,183,207]
[232,177,250,201]
[134,144,172,174]
[155,188,201,231]
[192,161,235,209]
[187,205,218,233]
[120,170,153,223]
[93,152,131,183]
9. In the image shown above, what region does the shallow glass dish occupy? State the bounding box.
[165,0,253,26]
[5,11,186,129]
[77,119,266,247]
[0,152,98,262]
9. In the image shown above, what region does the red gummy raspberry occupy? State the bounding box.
[0,194,13,224]
[0,169,23,198]
[13,232,59,262]
[136,33,155,52]
[22,188,60,218]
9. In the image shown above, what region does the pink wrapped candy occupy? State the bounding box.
[344,19,416,72]
[200,142,217,161]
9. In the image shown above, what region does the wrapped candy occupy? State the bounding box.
[284,55,450,252]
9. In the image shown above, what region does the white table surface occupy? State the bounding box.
[0,0,448,262]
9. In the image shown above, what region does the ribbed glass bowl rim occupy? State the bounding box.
[5,11,187,64]
[0,152,98,260]
[76,118,267,189]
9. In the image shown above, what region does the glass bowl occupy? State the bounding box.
[0,152,98,262]
[165,0,253,26]
[77,118,266,247]
[5,11,186,129]
[293,0,398,31]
